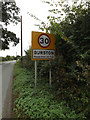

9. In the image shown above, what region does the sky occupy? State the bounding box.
[1,0,51,57]
[0,0,89,57]
[1,0,74,57]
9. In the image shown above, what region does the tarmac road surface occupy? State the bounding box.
[0,60,16,119]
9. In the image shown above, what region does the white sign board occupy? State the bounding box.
[33,49,55,59]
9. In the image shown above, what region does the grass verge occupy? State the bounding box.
[12,62,80,119]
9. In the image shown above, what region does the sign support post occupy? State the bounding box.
[49,61,52,86]
[35,60,37,88]
[21,16,23,62]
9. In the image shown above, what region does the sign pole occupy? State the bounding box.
[35,60,37,88]
[49,61,52,86]
[21,16,23,62]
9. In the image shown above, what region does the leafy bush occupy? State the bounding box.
[21,49,34,71]
[19,43,89,119]
[13,62,83,119]
[13,1,90,119]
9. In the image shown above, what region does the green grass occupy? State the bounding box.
[12,62,83,119]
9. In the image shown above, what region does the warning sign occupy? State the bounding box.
[31,31,56,60]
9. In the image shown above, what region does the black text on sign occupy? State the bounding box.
[38,34,50,48]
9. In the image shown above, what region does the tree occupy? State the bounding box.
[62,1,90,65]
[31,0,90,118]
[27,0,89,118]
[0,0,20,50]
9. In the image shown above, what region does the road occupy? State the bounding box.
[0,60,16,119]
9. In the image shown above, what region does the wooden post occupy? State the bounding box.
[16,52,17,62]
[21,16,23,62]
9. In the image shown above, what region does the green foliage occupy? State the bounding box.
[1,0,20,50]
[13,62,81,119]
[2,55,19,61]
[13,0,90,119]
[27,0,90,119]
[2,28,19,50]
[21,49,34,71]
[2,1,20,25]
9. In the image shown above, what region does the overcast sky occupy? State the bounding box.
[0,0,89,57]
[1,0,51,57]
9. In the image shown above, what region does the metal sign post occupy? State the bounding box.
[35,60,37,88]
[49,68,52,86]
[49,61,52,86]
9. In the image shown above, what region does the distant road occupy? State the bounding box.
[1,60,16,119]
